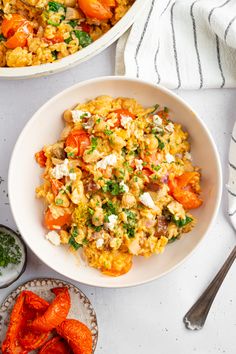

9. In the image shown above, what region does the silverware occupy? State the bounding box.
[183,246,236,330]
[184,126,236,330]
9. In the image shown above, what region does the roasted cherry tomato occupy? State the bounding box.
[30,287,71,333]
[66,129,90,157]
[80,23,91,33]
[20,331,50,351]
[77,0,113,20]
[43,34,64,44]
[39,336,72,354]
[168,172,202,210]
[57,319,93,354]
[35,150,47,167]
[44,209,71,230]
[2,14,33,49]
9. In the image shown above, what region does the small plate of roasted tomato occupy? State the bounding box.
[0,278,98,353]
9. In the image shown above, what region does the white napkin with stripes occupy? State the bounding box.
[228,122,236,230]
[116,0,236,89]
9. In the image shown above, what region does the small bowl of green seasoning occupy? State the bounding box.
[0,225,27,289]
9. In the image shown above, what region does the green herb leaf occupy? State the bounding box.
[88,207,95,216]
[51,50,58,60]
[0,34,6,42]
[0,232,22,271]
[157,137,165,150]
[55,198,63,205]
[123,223,135,238]
[168,236,178,244]
[151,164,161,172]
[67,151,75,157]
[74,30,92,48]
[173,216,193,228]
[149,104,160,116]
[104,128,113,136]
[69,236,81,250]
[48,1,65,12]
[87,137,98,154]
[68,19,77,28]
[164,106,169,113]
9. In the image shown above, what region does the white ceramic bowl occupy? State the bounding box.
[9,77,222,287]
[1,0,144,79]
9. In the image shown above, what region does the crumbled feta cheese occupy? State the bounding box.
[166,153,175,163]
[120,115,133,129]
[120,181,129,193]
[51,159,69,179]
[139,192,157,210]
[96,154,117,170]
[82,116,94,130]
[71,110,91,123]
[135,159,143,171]
[165,122,174,133]
[69,173,77,181]
[105,214,118,231]
[45,231,61,246]
[153,114,163,126]
[96,238,104,248]
[184,151,192,160]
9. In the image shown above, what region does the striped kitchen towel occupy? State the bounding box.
[228,121,236,229]
[116,0,236,89]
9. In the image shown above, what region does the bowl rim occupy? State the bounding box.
[8,76,223,288]
[0,0,145,79]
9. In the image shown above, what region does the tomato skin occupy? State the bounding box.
[51,179,64,196]
[57,319,93,354]
[39,336,72,354]
[168,172,202,210]
[35,150,47,167]
[43,35,64,44]
[20,331,50,351]
[44,209,71,230]
[78,0,113,20]
[81,23,91,33]
[110,109,136,128]
[66,130,90,157]
[2,15,33,49]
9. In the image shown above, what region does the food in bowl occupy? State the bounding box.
[1,286,93,353]
[35,95,203,277]
[0,0,134,67]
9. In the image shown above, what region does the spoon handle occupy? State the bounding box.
[183,246,236,330]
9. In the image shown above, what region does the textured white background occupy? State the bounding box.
[0,44,236,354]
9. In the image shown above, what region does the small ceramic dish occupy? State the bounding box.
[0,278,98,352]
[8,76,222,287]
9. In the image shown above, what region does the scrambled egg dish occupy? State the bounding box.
[0,0,134,67]
[35,96,203,276]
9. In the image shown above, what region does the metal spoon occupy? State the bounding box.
[183,126,236,330]
[183,246,236,330]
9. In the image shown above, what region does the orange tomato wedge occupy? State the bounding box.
[77,0,113,20]
[168,172,202,210]
[66,130,90,157]
[44,209,71,230]
[2,14,33,49]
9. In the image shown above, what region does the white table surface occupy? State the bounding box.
[0,44,236,354]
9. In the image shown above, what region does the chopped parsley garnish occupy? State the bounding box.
[123,210,137,238]
[55,198,63,205]
[168,236,178,243]
[157,137,165,150]
[164,106,169,113]
[74,30,92,48]
[173,216,193,228]
[68,20,77,28]
[69,236,81,250]
[48,1,65,12]
[87,137,98,154]
[123,161,133,173]
[88,207,95,216]
[51,50,58,60]
[0,34,6,42]
[151,164,161,172]
[64,34,73,44]
[104,128,113,136]
[149,104,160,115]
[0,232,22,272]
[69,226,81,250]
[102,180,124,196]
[102,201,117,215]
[67,152,75,157]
